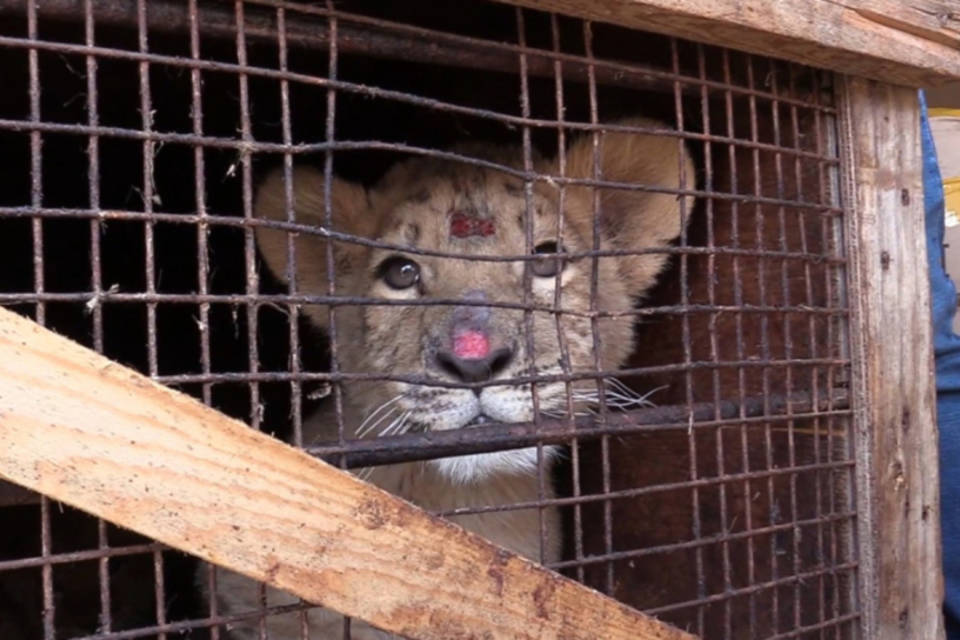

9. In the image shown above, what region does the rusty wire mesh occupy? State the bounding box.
[0,0,855,638]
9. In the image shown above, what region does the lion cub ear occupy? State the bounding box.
[253,166,374,328]
[560,118,696,294]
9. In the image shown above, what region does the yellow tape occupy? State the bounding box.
[930,108,960,119]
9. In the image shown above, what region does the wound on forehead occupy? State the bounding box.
[449,210,495,239]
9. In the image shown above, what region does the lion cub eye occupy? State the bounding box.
[377,256,421,290]
[531,241,566,278]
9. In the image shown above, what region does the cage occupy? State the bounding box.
[0,0,950,639]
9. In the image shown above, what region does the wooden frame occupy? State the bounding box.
[0,0,952,637]
[839,77,945,640]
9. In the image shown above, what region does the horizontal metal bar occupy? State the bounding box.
[0,204,848,260]
[308,390,850,468]
[0,117,843,219]
[0,541,166,572]
[0,291,850,319]
[0,391,850,508]
[0,113,842,165]
[764,614,862,640]
[149,360,850,390]
[547,510,857,569]
[68,601,314,640]
[643,564,859,615]
[437,458,855,517]
[0,0,837,112]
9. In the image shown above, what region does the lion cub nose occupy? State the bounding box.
[435,329,514,386]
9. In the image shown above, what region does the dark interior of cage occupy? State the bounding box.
[0,2,850,639]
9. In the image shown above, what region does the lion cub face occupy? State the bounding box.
[255,119,694,481]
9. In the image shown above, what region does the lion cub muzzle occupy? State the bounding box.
[430,289,515,388]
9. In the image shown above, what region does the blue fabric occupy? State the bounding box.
[921,90,960,638]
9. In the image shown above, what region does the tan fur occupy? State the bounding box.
[206,118,695,638]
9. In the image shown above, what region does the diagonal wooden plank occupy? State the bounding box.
[0,307,694,640]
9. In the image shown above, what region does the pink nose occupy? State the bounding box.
[453,329,490,360]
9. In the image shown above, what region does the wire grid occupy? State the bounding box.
[0,0,856,639]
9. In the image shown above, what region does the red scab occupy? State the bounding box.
[450,210,495,238]
[453,330,490,360]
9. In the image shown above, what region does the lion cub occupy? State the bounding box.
[206,119,694,638]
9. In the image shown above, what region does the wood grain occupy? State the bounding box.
[839,77,945,639]
[849,0,960,50]
[0,307,694,640]
[494,0,960,86]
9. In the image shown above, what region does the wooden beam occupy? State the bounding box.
[495,0,960,87]
[0,307,694,640]
[839,77,945,639]
[848,0,960,50]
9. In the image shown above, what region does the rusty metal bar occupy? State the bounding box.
[0,0,835,109]
[645,565,860,617]
[0,205,848,261]
[548,510,857,570]
[307,390,850,468]
[0,542,168,573]
[145,358,851,389]
[0,0,668,93]
[0,108,841,165]
[0,390,849,507]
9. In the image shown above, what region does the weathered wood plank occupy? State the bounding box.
[0,307,694,640]
[839,77,945,639]
[496,0,960,86]
[847,0,960,50]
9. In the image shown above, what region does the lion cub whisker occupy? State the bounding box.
[355,394,406,439]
